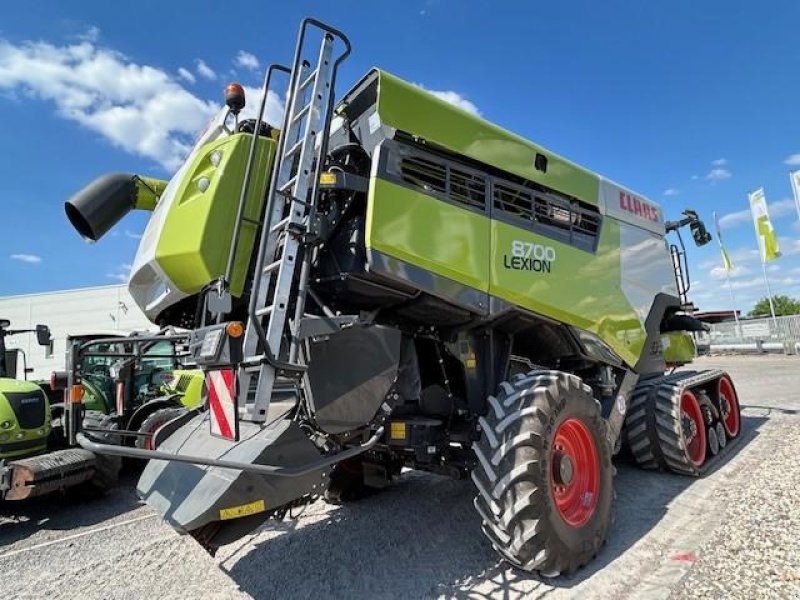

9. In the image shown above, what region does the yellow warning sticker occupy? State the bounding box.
[319,172,337,185]
[390,421,406,440]
[219,499,266,521]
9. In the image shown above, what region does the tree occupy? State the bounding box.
[748,295,800,317]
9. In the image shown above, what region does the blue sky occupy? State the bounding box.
[2,0,800,314]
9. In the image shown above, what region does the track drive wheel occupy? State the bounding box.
[625,381,708,476]
[717,375,741,439]
[135,407,187,450]
[472,371,613,576]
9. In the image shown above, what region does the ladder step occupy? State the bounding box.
[290,104,311,126]
[262,260,281,274]
[284,139,305,160]
[270,216,291,233]
[298,69,318,93]
[255,305,274,317]
[278,176,298,194]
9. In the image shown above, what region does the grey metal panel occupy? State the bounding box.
[619,222,678,325]
[137,415,326,536]
[366,249,489,315]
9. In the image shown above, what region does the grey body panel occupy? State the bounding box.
[137,414,326,535]
[305,325,401,434]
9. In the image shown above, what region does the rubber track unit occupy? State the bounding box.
[471,370,613,576]
[623,369,740,476]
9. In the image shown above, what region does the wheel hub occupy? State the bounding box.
[554,453,574,485]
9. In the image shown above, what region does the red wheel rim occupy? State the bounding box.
[718,376,740,438]
[680,391,707,467]
[550,418,600,527]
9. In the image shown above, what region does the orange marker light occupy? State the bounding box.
[224,83,246,115]
[226,322,244,338]
[70,384,85,403]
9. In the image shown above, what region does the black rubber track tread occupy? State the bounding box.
[471,370,614,576]
[623,369,735,477]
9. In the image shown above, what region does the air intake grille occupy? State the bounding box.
[400,155,487,211]
[6,391,46,429]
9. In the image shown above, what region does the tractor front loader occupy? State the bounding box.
[69,18,742,575]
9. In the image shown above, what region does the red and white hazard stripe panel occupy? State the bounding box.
[207,368,238,441]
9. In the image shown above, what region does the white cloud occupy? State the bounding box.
[240,86,284,127]
[415,83,480,116]
[663,188,679,196]
[784,153,800,166]
[717,198,796,229]
[691,175,699,180]
[10,253,41,264]
[124,229,142,240]
[78,26,100,43]
[234,51,259,71]
[711,158,727,166]
[0,36,219,170]
[710,264,752,280]
[195,59,216,80]
[107,263,132,282]
[705,167,731,182]
[177,67,195,84]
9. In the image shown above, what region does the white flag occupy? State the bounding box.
[790,170,800,221]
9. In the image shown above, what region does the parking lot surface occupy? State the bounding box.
[1,356,798,599]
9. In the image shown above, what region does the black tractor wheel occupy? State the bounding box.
[472,371,614,576]
[76,411,122,496]
[135,407,187,450]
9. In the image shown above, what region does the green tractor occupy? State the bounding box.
[1,329,204,500]
[67,18,740,575]
[0,319,54,461]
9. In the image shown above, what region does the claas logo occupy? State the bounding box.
[619,191,660,222]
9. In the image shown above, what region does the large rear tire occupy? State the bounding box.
[135,407,187,450]
[471,371,614,576]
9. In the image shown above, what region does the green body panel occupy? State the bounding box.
[373,70,600,206]
[156,133,276,297]
[366,178,491,293]
[134,177,169,211]
[662,332,696,365]
[163,369,204,409]
[489,218,644,365]
[0,378,50,459]
[366,179,646,366]
[80,377,111,413]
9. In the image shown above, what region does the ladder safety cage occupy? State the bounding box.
[239,18,351,423]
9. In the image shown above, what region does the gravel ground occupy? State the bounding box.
[0,355,798,599]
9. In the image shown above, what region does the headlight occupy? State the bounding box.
[0,420,12,430]
[0,433,9,442]
[15,432,24,440]
[200,328,223,359]
[210,150,223,167]
[197,176,210,193]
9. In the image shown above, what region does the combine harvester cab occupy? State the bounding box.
[72,17,742,574]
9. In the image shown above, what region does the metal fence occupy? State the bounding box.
[700,314,800,354]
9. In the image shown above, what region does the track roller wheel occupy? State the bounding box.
[471,371,613,576]
[708,425,720,456]
[717,375,741,439]
[715,422,727,450]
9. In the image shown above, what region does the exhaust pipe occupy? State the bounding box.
[65,173,167,241]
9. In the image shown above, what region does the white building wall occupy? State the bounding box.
[0,285,154,379]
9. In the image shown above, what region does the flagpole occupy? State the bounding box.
[723,270,742,337]
[761,261,778,327]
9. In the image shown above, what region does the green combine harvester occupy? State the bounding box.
[67,18,741,575]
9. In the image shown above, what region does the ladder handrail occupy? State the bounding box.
[246,19,350,355]
[222,63,291,299]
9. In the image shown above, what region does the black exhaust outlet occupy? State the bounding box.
[65,173,138,241]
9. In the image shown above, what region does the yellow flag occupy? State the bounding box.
[748,188,781,262]
[713,211,734,273]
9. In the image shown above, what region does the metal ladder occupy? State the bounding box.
[239,19,351,423]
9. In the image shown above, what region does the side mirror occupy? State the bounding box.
[36,325,54,358]
[690,219,712,247]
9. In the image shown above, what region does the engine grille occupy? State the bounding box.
[5,390,47,429]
